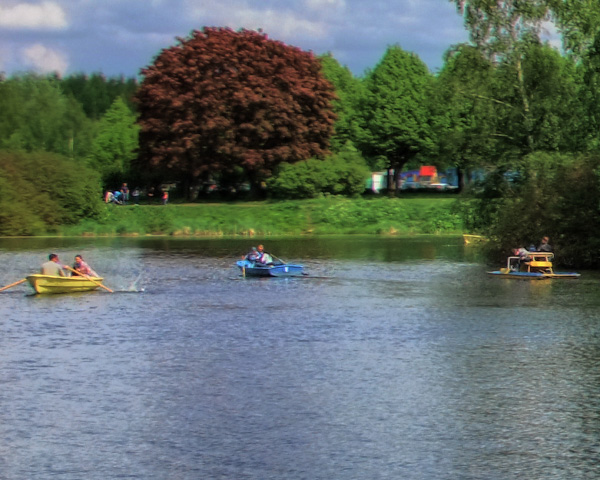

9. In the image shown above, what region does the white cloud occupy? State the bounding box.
[22,44,68,74]
[304,0,345,12]
[186,1,329,40]
[233,8,326,38]
[0,1,68,30]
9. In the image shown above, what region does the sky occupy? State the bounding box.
[0,0,471,78]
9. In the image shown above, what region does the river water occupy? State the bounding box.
[1,236,600,480]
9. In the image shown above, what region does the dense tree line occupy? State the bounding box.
[0,73,139,233]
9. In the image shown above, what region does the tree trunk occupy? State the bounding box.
[387,165,396,193]
[457,167,465,193]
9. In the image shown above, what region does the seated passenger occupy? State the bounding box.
[537,236,552,252]
[41,253,66,277]
[71,255,98,277]
[245,247,260,262]
[510,247,531,271]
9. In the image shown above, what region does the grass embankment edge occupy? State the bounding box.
[51,196,465,237]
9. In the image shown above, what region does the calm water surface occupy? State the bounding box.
[1,236,600,479]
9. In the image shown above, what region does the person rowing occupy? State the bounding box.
[256,244,274,265]
[70,255,99,277]
[41,253,66,277]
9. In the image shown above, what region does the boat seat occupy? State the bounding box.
[528,260,553,273]
[529,253,554,261]
[529,260,552,268]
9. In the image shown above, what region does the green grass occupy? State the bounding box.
[55,196,464,237]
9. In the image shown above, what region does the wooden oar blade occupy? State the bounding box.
[0,278,27,292]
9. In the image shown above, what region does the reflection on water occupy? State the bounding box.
[0,236,599,479]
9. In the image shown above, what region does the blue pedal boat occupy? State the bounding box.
[236,259,304,277]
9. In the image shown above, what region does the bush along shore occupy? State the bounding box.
[52,196,464,237]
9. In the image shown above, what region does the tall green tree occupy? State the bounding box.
[319,54,365,152]
[450,0,550,152]
[358,45,434,194]
[0,74,92,157]
[433,45,499,189]
[505,41,585,153]
[87,97,140,187]
[135,27,336,195]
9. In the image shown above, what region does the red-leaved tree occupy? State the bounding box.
[135,27,337,194]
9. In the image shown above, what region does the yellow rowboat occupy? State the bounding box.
[26,274,104,294]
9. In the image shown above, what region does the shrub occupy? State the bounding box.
[268,148,370,199]
[0,150,103,235]
[461,151,600,267]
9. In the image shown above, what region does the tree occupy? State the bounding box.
[319,54,365,152]
[0,74,93,157]
[87,97,140,187]
[509,42,585,152]
[576,32,600,151]
[433,45,499,190]
[548,0,600,60]
[61,73,139,119]
[135,27,336,195]
[449,2,587,157]
[358,45,434,194]
[450,0,550,152]
[0,151,103,235]
[450,1,549,59]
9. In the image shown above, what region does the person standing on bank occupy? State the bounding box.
[41,254,66,277]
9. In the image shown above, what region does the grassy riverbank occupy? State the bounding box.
[56,196,464,237]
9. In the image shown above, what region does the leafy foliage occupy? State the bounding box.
[460,152,600,267]
[135,27,337,190]
[548,0,600,60]
[268,146,370,199]
[0,151,103,235]
[358,46,434,192]
[450,0,550,61]
[87,97,140,187]
[319,54,365,152]
[60,73,139,119]
[432,45,499,187]
[0,74,93,157]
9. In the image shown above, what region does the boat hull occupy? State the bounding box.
[236,260,304,277]
[26,274,103,294]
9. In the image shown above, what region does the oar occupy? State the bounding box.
[64,266,114,293]
[266,252,286,265]
[0,278,27,292]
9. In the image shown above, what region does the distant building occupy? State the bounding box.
[366,166,458,193]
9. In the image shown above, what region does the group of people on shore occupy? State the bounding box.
[244,244,273,265]
[105,184,169,205]
[41,254,98,278]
